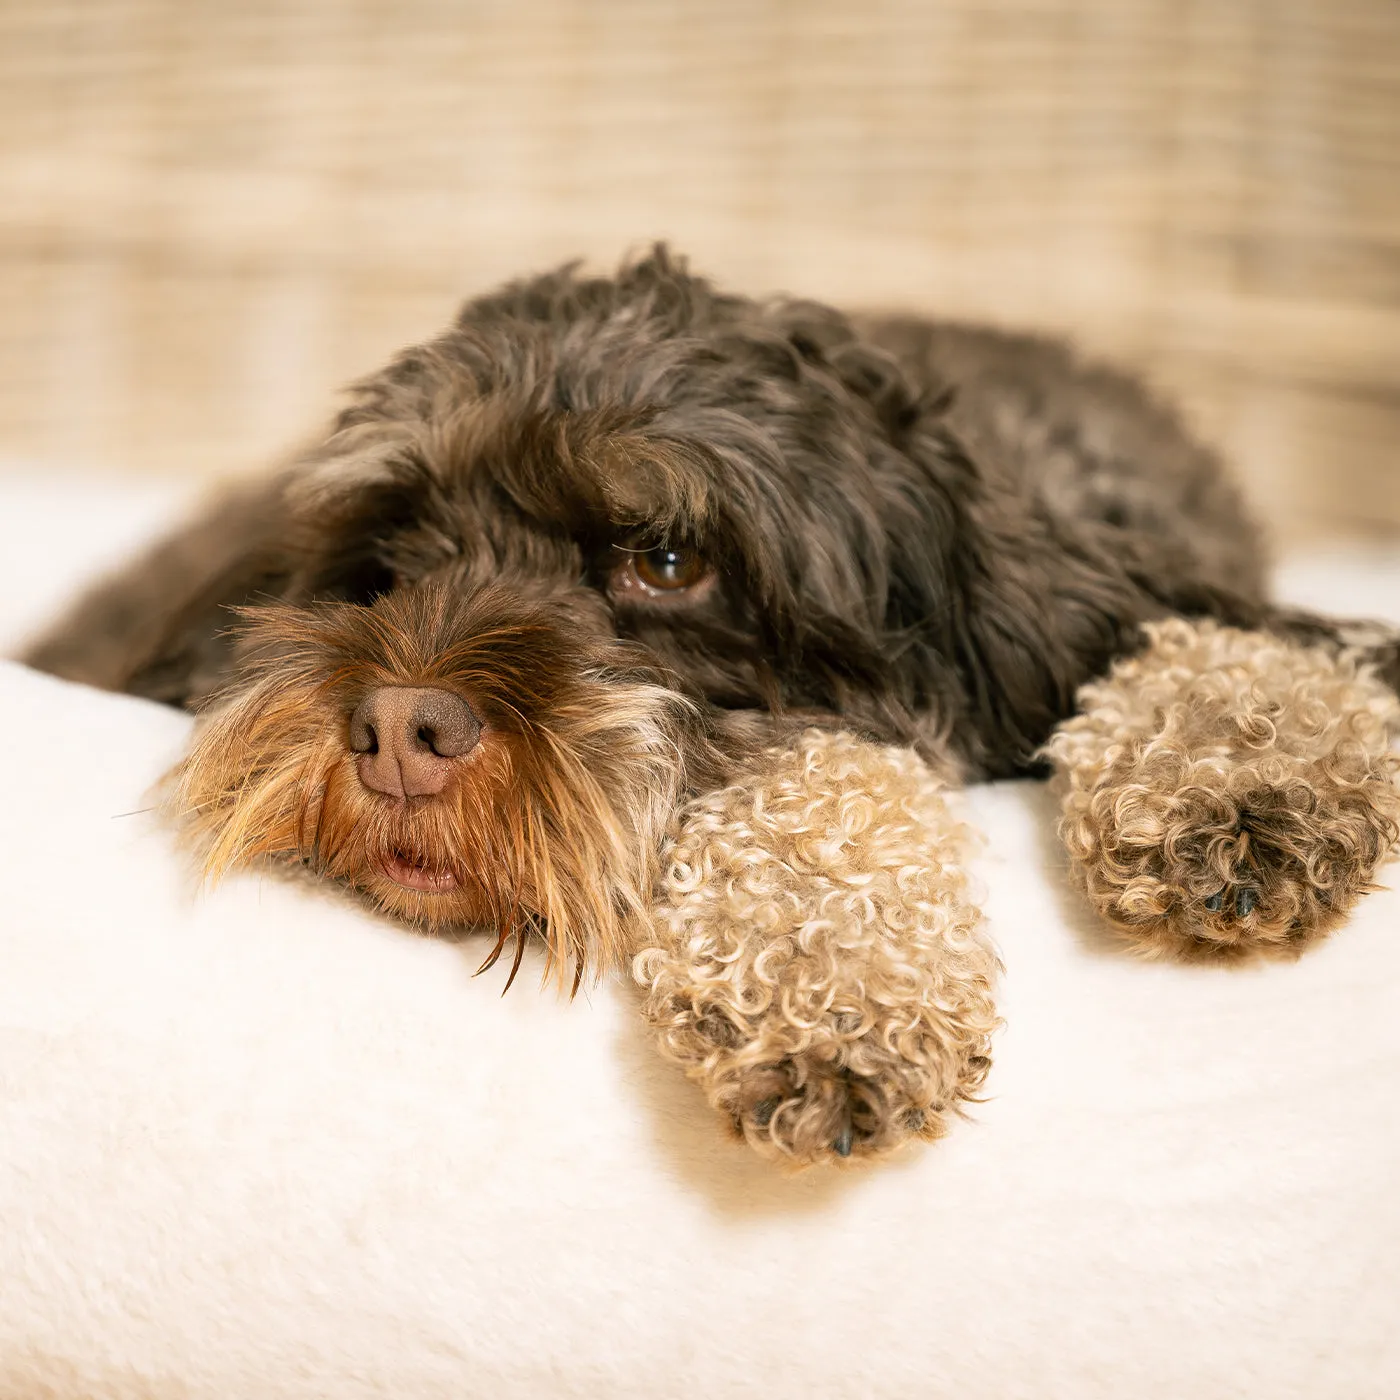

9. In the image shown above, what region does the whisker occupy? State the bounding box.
[475,927,510,977]
[502,917,528,995]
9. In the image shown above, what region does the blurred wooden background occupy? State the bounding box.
[1,0,1397,543]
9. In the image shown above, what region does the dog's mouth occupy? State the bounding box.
[373,848,460,893]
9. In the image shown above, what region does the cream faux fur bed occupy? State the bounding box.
[2,469,1398,1399]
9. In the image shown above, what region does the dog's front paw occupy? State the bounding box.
[641,994,984,1165]
[1050,620,1400,958]
[1065,760,1400,956]
[634,729,999,1168]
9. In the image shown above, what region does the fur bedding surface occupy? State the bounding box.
[1,469,1399,1399]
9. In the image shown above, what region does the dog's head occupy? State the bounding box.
[174,248,1129,985]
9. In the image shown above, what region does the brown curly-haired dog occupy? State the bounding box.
[23,247,1400,1167]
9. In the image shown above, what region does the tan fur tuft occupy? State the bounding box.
[172,593,699,991]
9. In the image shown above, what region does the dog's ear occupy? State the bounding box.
[950,520,1145,775]
[26,402,441,708]
[22,474,294,707]
[874,420,1144,778]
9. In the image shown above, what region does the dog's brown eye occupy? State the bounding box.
[610,542,714,602]
[634,545,706,591]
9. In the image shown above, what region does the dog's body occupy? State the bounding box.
[26,249,1400,1162]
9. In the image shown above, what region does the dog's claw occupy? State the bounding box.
[752,1097,779,1127]
[1203,887,1258,919]
[832,1126,854,1158]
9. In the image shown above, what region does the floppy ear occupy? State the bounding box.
[949,515,1146,776]
[878,418,1147,779]
[22,474,294,708]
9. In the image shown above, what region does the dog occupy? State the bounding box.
[26,246,1400,1163]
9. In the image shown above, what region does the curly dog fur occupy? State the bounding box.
[22,247,1400,1168]
[635,729,997,1167]
[1048,620,1400,959]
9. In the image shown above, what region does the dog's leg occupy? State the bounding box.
[1263,605,1400,696]
[1047,618,1400,958]
[634,729,999,1168]
[20,476,290,707]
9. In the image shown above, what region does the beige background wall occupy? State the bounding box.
[2,0,1397,544]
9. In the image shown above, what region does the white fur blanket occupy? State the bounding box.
[2,469,1398,1399]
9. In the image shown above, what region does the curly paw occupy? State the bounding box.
[1050,620,1400,959]
[1089,771,1396,956]
[634,729,999,1168]
[713,1031,972,1165]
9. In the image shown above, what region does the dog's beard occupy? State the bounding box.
[169,584,706,990]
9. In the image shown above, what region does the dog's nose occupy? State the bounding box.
[348,686,480,799]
